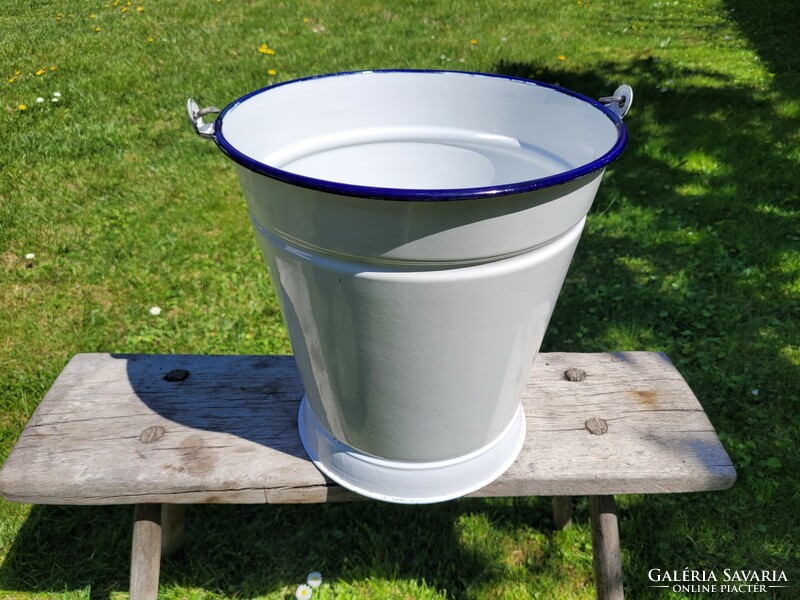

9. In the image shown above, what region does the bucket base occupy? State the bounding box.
[298,396,526,504]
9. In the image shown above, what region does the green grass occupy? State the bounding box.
[1,0,798,598]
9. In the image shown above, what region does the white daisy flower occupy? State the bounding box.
[307,571,323,588]
[53,91,61,97]
[149,306,162,316]
[25,253,36,260]
[52,97,60,102]
[295,584,313,599]
[36,97,44,103]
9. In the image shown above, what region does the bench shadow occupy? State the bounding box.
[0,504,134,599]
[0,498,567,599]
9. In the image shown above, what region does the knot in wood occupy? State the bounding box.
[584,417,608,435]
[139,426,165,443]
[564,367,586,382]
[164,369,190,382]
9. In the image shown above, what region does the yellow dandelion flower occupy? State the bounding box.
[266,48,276,55]
[95,26,102,31]
[267,68,277,76]
[303,17,309,23]
[114,0,119,5]
[137,6,144,12]
[90,13,97,18]
[50,65,57,71]
[558,54,566,61]
[147,36,154,42]
[258,43,269,54]
[18,104,27,111]
[470,39,478,45]
[35,68,46,76]
[121,6,128,12]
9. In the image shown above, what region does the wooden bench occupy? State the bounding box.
[0,352,735,599]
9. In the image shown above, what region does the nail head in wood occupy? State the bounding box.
[164,369,189,382]
[564,367,587,382]
[585,417,609,435]
[139,426,165,444]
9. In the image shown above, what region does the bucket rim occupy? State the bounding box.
[213,69,628,202]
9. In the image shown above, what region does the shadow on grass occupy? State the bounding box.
[723,0,800,97]
[0,505,132,599]
[0,498,563,599]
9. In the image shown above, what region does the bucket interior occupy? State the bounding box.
[217,71,624,193]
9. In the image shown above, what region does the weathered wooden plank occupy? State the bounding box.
[478,352,736,497]
[0,352,736,504]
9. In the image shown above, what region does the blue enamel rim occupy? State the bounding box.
[213,69,628,202]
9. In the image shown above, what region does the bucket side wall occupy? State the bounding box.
[253,219,585,462]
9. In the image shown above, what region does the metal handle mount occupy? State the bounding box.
[187,98,220,139]
[599,85,633,119]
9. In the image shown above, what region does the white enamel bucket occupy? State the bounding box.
[188,70,631,504]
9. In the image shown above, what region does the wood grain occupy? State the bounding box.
[0,352,736,504]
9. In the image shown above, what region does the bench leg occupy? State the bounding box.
[161,504,186,556]
[131,504,162,600]
[589,495,623,600]
[552,496,573,529]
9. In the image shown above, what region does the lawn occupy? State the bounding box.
[1,0,798,598]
